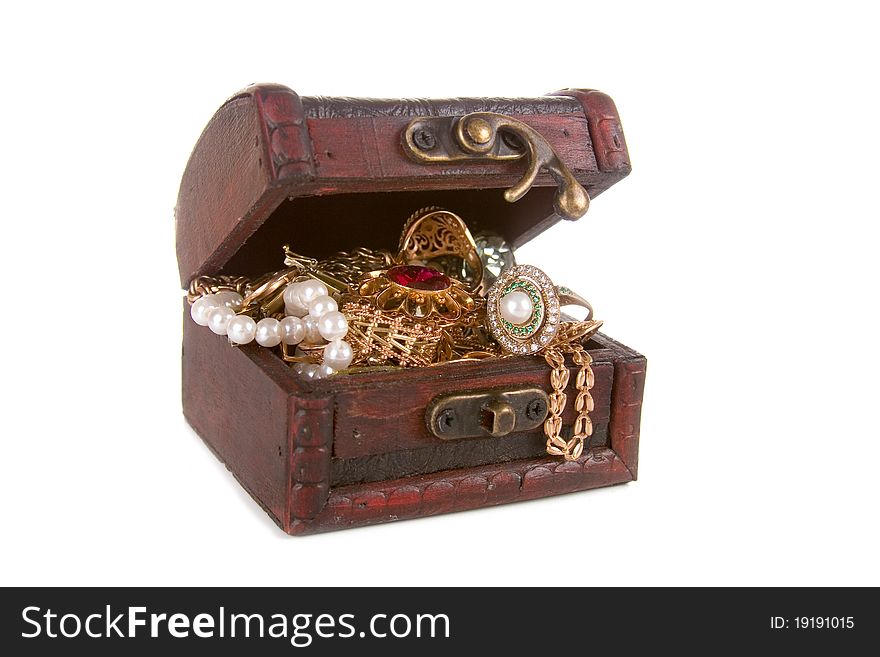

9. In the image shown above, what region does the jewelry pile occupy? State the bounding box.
[186,208,603,460]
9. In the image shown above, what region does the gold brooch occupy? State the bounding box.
[354,265,476,323]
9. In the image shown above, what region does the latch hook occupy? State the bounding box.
[403,111,590,221]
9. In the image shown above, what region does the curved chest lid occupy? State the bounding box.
[175,84,630,285]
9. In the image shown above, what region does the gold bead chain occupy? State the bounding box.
[543,342,594,461]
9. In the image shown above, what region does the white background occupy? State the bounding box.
[1,1,877,586]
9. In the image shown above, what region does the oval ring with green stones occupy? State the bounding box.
[486,265,593,355]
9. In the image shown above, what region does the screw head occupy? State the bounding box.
[525,398,547,421]
[436,408,456,433]
[501,131,524,151]
[412,128,436,151]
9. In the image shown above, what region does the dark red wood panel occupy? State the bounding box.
[551,89,631,173]
[292,448,633,535]
[289,394,333,525]
[306,113,597,180]
[182,305,297,526]
[328,358,613,459]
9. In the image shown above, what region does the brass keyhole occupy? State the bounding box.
[425,387,550,441]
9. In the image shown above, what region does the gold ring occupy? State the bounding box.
[556,286,593,321]
[486,265,601,355]
[397,207,484,293]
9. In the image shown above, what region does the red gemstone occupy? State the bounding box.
[387,265,451,291]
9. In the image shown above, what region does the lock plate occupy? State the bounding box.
[426,386,550,441]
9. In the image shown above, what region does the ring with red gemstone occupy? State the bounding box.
[352,264,476,323]
[396,207,484,294]
[486,265,596,355]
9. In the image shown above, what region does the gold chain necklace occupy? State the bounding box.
[543,343,594,461]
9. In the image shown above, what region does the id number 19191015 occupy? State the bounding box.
[796,617,854,629]
[770,617,855,630]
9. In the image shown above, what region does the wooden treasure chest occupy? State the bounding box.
[176,84,646,535]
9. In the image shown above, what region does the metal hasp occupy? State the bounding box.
[426,386,550,440]
[402,112,590,221]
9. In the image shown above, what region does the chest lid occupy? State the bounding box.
[175,85,630,285]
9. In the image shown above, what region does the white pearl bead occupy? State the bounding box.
[323,339,353,370]
[295,279,329,307]
[227,315,257,344]
[308,294,338,318]
[302,364,320,380]
[255,318,282,347]
[316,363,336,379]
[318,311,348,341]
[282,282,299,307]
[207,306,235,335]
[283,284,308,317]
[190,294,218,326]
[285,302,308,318]
[280,316,305,345]
[214,290,244,310]
[499,290,534,325]
[303,315,324,344]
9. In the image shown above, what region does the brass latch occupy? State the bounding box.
[402,112,590,221]
[426,387,550,440]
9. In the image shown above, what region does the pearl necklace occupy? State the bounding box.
[189,278,353,380]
